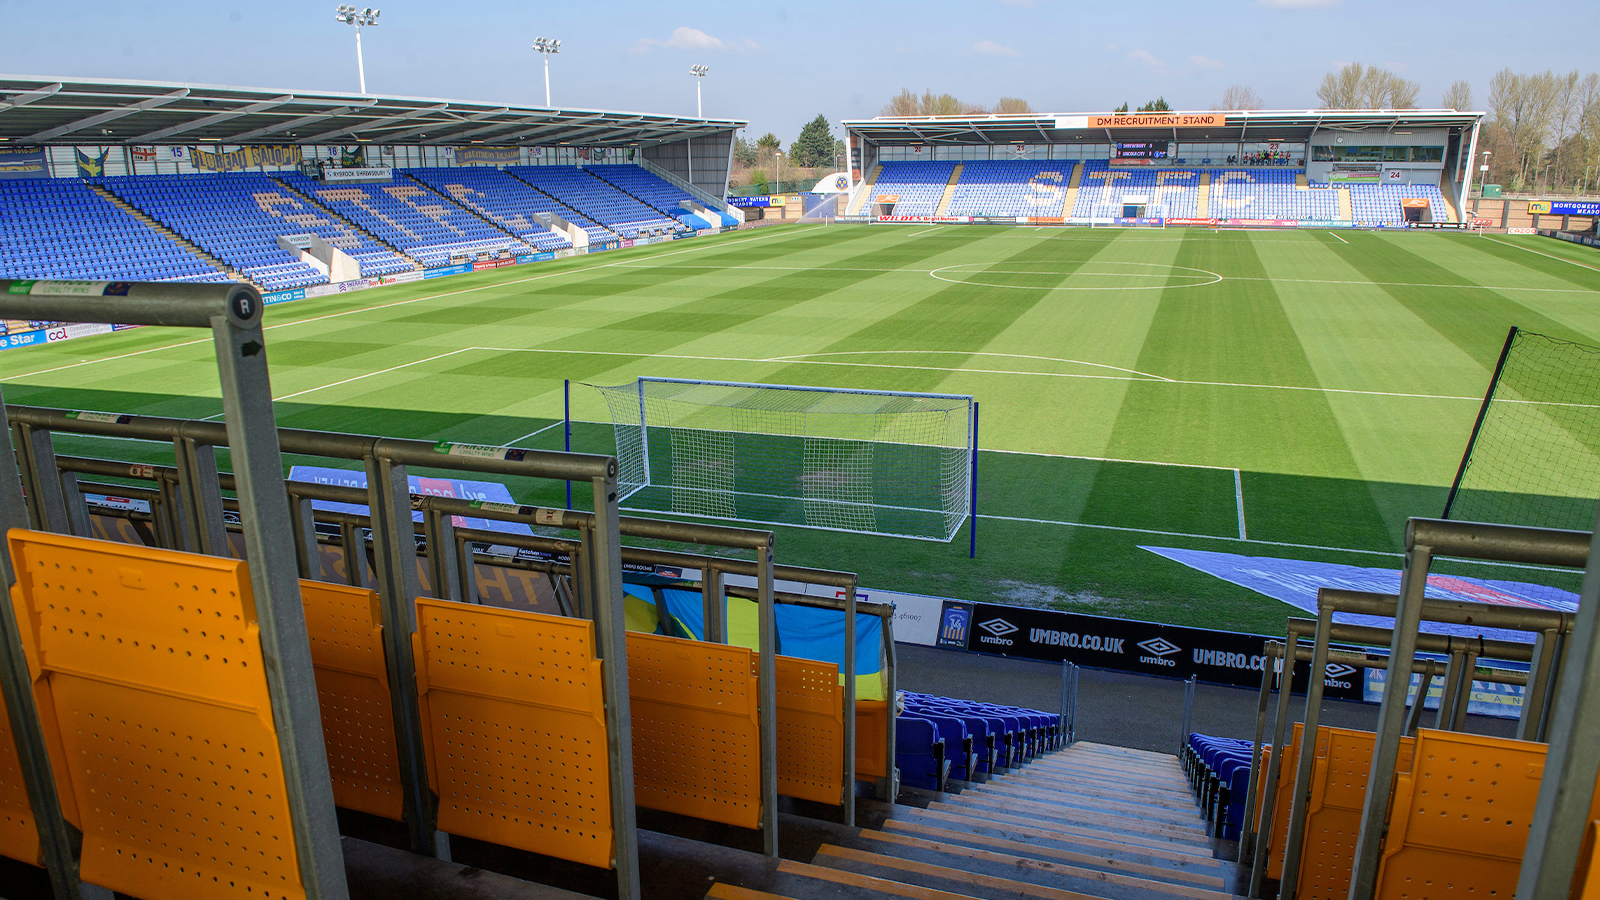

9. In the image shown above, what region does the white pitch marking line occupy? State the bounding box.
[1483,236,1600,274]
[198,347,476,419]
[763,350,1173,382]
[1328,232,1349,244]
[0,227,808,381]
[506,419,566,447]
[1234,469,1248,540]
[907,225,946,237]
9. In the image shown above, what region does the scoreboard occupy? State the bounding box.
[1114,141,1169,160]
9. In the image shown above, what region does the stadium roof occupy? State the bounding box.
[0,75,745,147]
[841,109,1484,146]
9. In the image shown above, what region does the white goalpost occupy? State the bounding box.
[588,377,977,543]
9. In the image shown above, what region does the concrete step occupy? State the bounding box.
[879,819,1225,888]
[995,769,1196,801]
[934,794,1203,845]
[939,794,1208,840]
[814,842,1237,900]
[1028,758,1190,790]
[979,776,1198,811]
[893,806,1218,862]
[924,801,1211,852]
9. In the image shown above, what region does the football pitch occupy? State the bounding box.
[4,223,1599,634]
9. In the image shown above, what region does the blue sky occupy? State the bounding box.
[2,0,1593,145]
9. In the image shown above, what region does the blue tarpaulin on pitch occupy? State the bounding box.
[288,465,533,536]
[1141,546,1579,642]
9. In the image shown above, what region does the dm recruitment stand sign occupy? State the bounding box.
[937,600,1365,700]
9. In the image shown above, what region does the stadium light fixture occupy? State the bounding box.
[334,5,381,94]
[533,37,561,107]
[689,65,709,117]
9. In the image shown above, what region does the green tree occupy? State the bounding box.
[790,114,836,168]
[1137,97,1171,112]
[994,97,1034,114]
[733,136,757,167]
[1113,102,1129,113]
[755,132,781,154]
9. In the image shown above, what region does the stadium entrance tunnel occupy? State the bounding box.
[928,261,1223,291]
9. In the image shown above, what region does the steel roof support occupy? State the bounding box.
[25,88,190,141]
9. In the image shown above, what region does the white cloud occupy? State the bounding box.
[1189,55,1224,69]
[973,40,1019,58]
[1127,49,1164,72]
[1258,0,1341,7]
[631,27,757,55]
[1104,42,1120,51]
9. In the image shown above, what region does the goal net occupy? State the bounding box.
[1444,327,1600,531]
[589,377,975,541]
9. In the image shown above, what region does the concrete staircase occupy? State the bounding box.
[702,742,1237,900]
[1437,171,1460,222]
[271,177,425,271]
[1197,172,1212,219]
[1336,187,1354,222]
[88,184,247,283]
[934,164,964,216]
[1294,173,1308,189]
[1061,161,1084,218]
[848,164,883,215]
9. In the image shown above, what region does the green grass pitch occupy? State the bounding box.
[4,224,1599,634]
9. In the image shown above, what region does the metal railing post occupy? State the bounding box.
[1278,606,1335,900]
[364,452,443,860]
[1239,642,1278,862]
[1435,647,1468,732]
[175,430,228,555]
[587,465,642,900]
[842,578,857,826]
[702,563,725,643]
[881,611,899,801]
[1348,537,1433,900]
[1179,675,1196,751]
[756,534,780,857]
[1249,630,1300,897]
[1518,629,1559,741]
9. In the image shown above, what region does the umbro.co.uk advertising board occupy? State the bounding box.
[946,600,1365,699]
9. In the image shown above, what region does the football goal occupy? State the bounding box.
[588,377,976,542]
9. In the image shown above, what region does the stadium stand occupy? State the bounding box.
[586,163,740,228]
[943,161,1075,218]
[402,167,573,251]
[280,171,534,267]
[1209,169,1339,221]
[0,178,227,284]
[507,165,683,240]
[1348,181,1450,226]
[859,161,959,216]
[99,173,408,290]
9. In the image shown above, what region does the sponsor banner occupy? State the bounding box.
[1507,227,1538,235]
[835,215,873,223]
[1,329,48,349]
[1530,200,1600,216]
[1113,217,1165,226]
[0,147,48,179]
[46,322,114,342]
[1366,666,1522,719]
[620,239,636,249]
[1548,231,1600,248]
[376,270,424,285]
[1144,546,1576,642]
[85,493,152,514]
[192,145,302,172]
[471,260,498,271]
[728,196,772,207]
[1023,216,1064,225]
[877,215,971,224]
[424,263,472,279]
[303,278,373,299]
[1167,218,1219,226]
[957,601,1330,691]
[262,288,306,305]
[1225,218,1299,228]
[1412,222,1466,230]
[75,147,109,178]
[514,251,557,264]
[967,217,1018,225]
[555,248,579,258]
[1082,113,1222,129]
[1472,218,1495,227]
[289,466,534,536]
[457,146,520,166]
[321,166,393,183]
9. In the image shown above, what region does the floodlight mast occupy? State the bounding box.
[334,5,381,94]
[534,37,562,107]
[689,64,709,117]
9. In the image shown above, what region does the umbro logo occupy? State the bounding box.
[1137,637,1181,657]
[1325,664,1358,680]
[979,618,1018,637]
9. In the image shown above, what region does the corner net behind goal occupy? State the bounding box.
[588,377,975,541]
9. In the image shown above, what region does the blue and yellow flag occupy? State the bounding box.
[75,147,109,178]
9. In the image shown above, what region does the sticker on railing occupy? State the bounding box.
[433,441,527,462]
[65,411,134,424]
[468,499,566,526]
[15,280,133,297]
